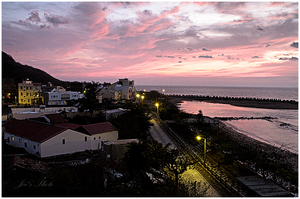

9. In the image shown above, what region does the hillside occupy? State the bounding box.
[2,51,66,86]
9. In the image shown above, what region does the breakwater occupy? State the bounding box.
[167,94,298,110]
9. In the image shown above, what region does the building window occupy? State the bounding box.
[7,137,10,143]
[12,136,14,142]
[94,137,96,140]
[19,138,21,143]
[85,136,87,142]
[62,139,65,145]
[99,136,101,139]
[33,145,36,150]
[21,92,23,96]
[24,142,27,148]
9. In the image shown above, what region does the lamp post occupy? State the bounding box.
[136,93,140,103]
[196,135,206,164]
[141,96,144,107]
[155,103,159,117]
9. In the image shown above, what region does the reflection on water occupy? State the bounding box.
[179,101,298,154]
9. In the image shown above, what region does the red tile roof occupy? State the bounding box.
[4,119,67,143]
[78,122,118,135]
[44,114,68,124]
[54,123,81,130]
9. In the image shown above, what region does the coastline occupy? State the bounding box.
[218,121,298,172]
[168,96,298,172]
[168,96,298,110]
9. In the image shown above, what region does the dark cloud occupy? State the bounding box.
[252,56,259,58]
[202,48,211,51]
[165,56,175,58]
[26,10,41,23]
[178,61,182,63]
[199,55,213,58]
[44,12,69,27]
[279,57,298,61]
[290,42,298,48]
[186,47,193,51]
[266,44,271,47]
[227,56,234,59]
[156,55,162,58]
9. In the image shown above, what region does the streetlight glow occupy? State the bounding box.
[141,96,144,107]
[196,135,201,141]
[155,103,159,116]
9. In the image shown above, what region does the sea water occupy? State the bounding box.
[135,85,298,154]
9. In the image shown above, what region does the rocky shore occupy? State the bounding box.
[217,121,298,172]
[168,96,298,172]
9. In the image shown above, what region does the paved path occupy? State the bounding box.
[149,119,176,148]
[149,119,221,197]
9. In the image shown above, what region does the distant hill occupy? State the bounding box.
[2,51,66,86]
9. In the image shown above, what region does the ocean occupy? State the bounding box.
[135,85,298,154]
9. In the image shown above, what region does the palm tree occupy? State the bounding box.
[82,81,102,117]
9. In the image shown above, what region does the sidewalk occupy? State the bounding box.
[149,119,176,148]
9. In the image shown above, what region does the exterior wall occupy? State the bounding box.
[90,131,118,150]
[4,133,41,156]
[100,90,121,101]
[41,129,90,158]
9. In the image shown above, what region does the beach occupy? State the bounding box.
[168,96,298,173]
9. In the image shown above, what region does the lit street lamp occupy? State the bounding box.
[141,95,144,107]
[196,135,206,164]
[136,93,140,103]
[155,103,159,116]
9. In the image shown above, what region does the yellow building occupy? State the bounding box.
[18,79,43,105]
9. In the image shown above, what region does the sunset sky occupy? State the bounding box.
[2,2,298,87]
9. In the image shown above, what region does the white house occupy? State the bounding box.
[75,122,119,150]
[108,78,135,100]
[44,86,81,106]
[4,119,119,158]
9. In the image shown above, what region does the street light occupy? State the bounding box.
[141,95,144,107]
[136,93,140,103]
[155,103,159,116]
[196,135,206,164]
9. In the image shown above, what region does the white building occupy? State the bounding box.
[4,119,119,158]
[108,78,135,100]
[44,86,81,106]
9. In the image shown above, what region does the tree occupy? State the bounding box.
[164,149,193,196]
[81,81,102,117]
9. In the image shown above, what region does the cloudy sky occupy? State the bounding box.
[2,2,298,87]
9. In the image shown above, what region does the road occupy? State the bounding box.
[149,118,221,197]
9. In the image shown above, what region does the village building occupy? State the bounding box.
[44,86,82,106]
[18,79,43,105]
[3,117,119,158]
[108,78,135,101]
